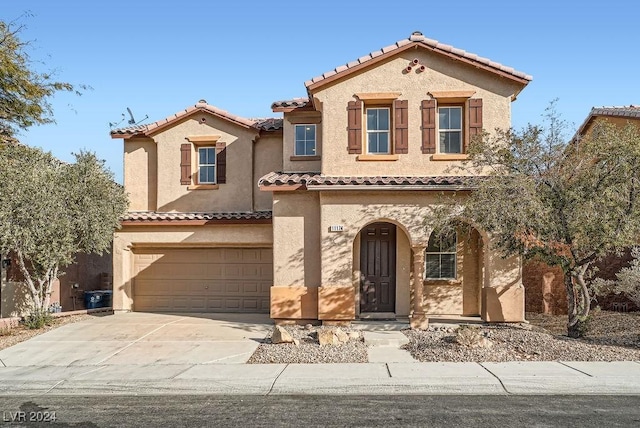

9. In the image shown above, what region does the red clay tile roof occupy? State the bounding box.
[258,172,482,189]
[305,31,532,91]
[252,118,283,131]
[111,100,281,138]
[575,105,640,138]
[122,211,272,223]
[271,98,310,112]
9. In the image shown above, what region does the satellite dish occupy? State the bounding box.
[126,107,148,125]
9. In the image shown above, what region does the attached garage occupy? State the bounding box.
[132,247,272,313]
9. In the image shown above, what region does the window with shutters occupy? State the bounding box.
[425,231,457,280]
[348,94,406,160]
[422,92,482,159]
[183,136,227,189]
[366,108,390,154]
[198,147,216,184]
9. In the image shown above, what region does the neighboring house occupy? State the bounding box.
[110,31,532,325]
[0,251,112,317]
[522,106,640,314]
[0,138,113,317]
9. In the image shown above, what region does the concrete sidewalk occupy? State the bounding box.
[1,361,639,396]
[0,313,639,396]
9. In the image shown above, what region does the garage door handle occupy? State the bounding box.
[204,285,209,289]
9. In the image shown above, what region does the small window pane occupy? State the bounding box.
[296,140,306,156]
[378,132,389,153]
[305,140,315,155]
[440,254,456,278]
[440,132,462,154]
[199,148,207,165]
[439,109,449,128]
[368,133,379,153]
[295,125,306,141]
[449,108,462,129]
[378,109,389,130]
[367,109,378,130]
[199,165,215,183]
[306,125,316,140]
[425,255,440,278]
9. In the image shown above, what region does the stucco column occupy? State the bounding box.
[410,246,429,330]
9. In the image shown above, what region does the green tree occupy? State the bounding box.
[0,17,81,141]
[432,104,640,337]
[0,144,128,319]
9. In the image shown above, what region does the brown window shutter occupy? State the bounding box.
[347,100,362,154]
[180,143,191,185]
[394,99,409,154]
[216,147,226,184]
[467,98,483,152]
[421,100,436,154]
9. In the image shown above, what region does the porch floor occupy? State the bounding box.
[352,315,484,331]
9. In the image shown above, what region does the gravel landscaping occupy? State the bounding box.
[247,324,368,364]
[250,311,640,364]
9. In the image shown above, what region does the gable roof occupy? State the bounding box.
[305,31,532,93]
[575,105,640,137]
[110,100,282,139]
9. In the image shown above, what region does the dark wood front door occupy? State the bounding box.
[360,223,396,313]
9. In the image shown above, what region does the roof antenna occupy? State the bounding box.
[126,107,148,125]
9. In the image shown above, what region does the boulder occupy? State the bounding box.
[271,326,294,344]
[334,328,350,343]
[318,329,337,346]
[348,331,360,340]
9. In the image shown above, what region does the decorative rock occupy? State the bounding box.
[348,331,360,340]
[304,323,313,330]
[318,329,337,346]
[334,328,349,343]
[271,325,294,344]
[293,338,300,346]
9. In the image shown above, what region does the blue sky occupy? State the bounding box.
[4,1,640,183]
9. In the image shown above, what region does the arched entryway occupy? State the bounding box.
[354,221,412,318]
[359,222,396,313]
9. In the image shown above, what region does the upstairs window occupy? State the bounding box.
[438,106,463,154]
[198,147,216,184]
[366,107,390,154]
[294,124,317,156]
[425,231,457,280]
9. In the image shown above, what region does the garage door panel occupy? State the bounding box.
[133,248,272,313]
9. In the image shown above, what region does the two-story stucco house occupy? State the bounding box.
[110,31,532,327]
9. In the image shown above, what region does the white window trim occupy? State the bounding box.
[425,232,457,280]
[366,107,391,155]
[294,124,317,156]
[438,105,463,155]
[198,146,216,184]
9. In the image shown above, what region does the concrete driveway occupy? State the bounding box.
[0,312,273,367]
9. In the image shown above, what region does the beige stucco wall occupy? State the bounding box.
[150,114,259,212]
[254,133,283,211]
[311,49,522,176]
[272,192,321,288]
[112,224,273,312]
[124,138,157,211]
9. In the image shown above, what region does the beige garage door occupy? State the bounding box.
[133,248,272,313]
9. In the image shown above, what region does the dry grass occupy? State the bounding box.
[526,310,640,348]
